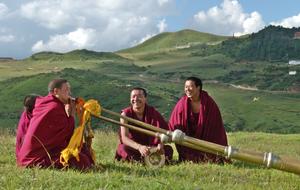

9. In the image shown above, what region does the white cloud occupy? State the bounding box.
[271,13,300,28]
[0,3,8,18]
[131,19,168,46]
[0,34,15,42]
[158,0,170,7]
[137,34,156,45]
[235,12,264,36]
[32,28,97,52]
[20,0,173,30]
[23,0,174,54]
[20,1,71,29]
[0,27,15,43]
[192,0,265,36]
[157,19,167,33]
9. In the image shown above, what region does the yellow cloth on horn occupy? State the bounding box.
[60,99,101,167]
[84,99,101,117]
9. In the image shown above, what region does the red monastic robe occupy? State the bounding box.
[115,104,173,161]
[17,94,94,169]
[169,90,228,163]
[16,111,32,159]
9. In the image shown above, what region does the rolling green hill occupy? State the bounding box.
[117,26,300,91]
[29,49,127,61]
[118,29,228,54]
[0,49,134,81]
[1,68,299,134]
[190,25,300,62]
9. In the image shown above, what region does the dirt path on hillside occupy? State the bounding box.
[229,84,258,91]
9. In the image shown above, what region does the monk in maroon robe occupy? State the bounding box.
[17,79,94,170]
[16,94,39,159]
[169,77,229,163]
[115,87,173,162]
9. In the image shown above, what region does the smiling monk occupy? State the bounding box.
[115,87,173,163]
[169,77,229,163]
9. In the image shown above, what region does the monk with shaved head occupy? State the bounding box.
[169,77,229,163]
[115,87,173,163]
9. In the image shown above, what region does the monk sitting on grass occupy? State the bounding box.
[16,94,39,160]
[115,87,173,163]
[17,79,94,170]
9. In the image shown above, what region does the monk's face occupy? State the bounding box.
[55,82,71,104]
[130,89,146,112]
[184,80,200,99]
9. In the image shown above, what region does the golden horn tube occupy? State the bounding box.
[101,108,300,175]
[93,114,215,154]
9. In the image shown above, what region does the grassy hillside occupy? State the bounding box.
[115,27,300,91]
[1,68,299,133]
[226,25,300,61]
[134,50,300,91]
[29,49,127,61]
[118,29,228,54]
[1,129,300,189]
[0,49,133,81]
[190,25,300,62]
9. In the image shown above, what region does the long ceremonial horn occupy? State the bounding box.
[100,108,300,175]
[94,114,213,153]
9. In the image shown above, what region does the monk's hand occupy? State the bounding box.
[138,145,150,157]
[65,98,76,117]
[157,143,165,154]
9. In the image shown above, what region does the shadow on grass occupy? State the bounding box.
[231,160,265,170]
[99,161,165,177]
[92,159,266,176]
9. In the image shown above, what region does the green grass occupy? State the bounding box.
[1,129,300,189]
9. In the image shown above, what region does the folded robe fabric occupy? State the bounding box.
[169,90,228,163]
[16,111,32,160]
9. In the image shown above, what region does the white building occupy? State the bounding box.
[289,71,297,75]
[288,60,300,65]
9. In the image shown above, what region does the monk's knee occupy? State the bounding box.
[115,144,141,162]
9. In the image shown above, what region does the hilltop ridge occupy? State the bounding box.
[118,29,228,54]
[28,49,128,61]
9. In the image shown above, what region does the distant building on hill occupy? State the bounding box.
[288,60,300,65]
[294,32,300,39]
[289,71,297,75]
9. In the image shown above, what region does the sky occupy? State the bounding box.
[1,0,300,59]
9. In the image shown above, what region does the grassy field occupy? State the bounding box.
[1,129,300,190]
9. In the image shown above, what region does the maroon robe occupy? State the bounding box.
[17,94,94,170]
[16,111,32,159]
[115,104,173,162]
[169,90,228,163]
